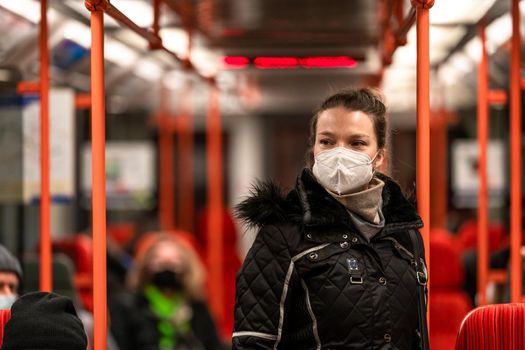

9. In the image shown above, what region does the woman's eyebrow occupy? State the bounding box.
[317,131,336,137]
[349,134,370,139]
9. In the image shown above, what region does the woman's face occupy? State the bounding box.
[146,243,184,273]
[313,106,383,168]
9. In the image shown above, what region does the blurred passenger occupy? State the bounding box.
[2,291,88,350]
[0,244,22,309]
[122,234,224,350]
[234,88,429,349]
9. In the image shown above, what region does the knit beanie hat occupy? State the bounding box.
[2,292,88,350]
[0,245,22,280]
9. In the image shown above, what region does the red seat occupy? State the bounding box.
[53,235,94,312]
[455,303,525,350]
[0,309,11,347]
[429,229,472,350]
[455,220,506,254]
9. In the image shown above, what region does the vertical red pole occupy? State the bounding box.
[413,0,433,295]
[158,87,175,231]
[206,85,224,322]
[152,0,160,36]
[430,113,448,229]
[90,9,107,350]
[39,0,52,292]
[477,23,489,306]
[178,86,194,232]
[510,0,522,303]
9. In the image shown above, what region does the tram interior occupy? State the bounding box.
[0,0,524,349]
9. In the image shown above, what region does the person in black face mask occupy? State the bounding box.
[118,234,225,350]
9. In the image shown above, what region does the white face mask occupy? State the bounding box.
[0,295,16,309]
[312,147,377,195]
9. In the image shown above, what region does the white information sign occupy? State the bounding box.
[23,88,76,203]
[451,139,506,208]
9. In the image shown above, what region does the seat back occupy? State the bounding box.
[429,229,472,350]
[455,303,525,350]
[0,309,11,347]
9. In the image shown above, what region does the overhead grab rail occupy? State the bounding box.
[84,0,216,84]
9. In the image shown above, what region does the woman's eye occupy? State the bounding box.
[320,139,331,145]
[352,140,367,147]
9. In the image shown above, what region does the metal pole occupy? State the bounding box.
[158,97,175,231]
[477,23,489,306]
[89,6,107,350]
[178,86,194,232]
[206,85,224,322]
[413,0,433,281]
[39,0,52,292]
[510,0,522,303]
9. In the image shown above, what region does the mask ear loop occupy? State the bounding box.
[370,151,381,176]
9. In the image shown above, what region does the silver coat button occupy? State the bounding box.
[308,252,318,260]
[351,237,358,243]
[340,241,349,248]
[306,233,312,239]
[379,277,387,285]
[384,333,391,343]
[342,234,348,239]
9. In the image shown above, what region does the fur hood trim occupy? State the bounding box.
[235,169,423,232]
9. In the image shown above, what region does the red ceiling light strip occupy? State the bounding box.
[223,56,359,69]
[223,56,250,69]
[254,57,299,69]
[300,56,358,68]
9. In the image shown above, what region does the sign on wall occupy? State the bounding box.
[81,141,155,210]
[451,139,506,208]
[23,88,76,203]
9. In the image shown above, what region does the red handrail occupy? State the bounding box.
[39,0,52,293]
[413,0,433,279]
[158,87,176,231]
[477,23,489,306]
[88,5,108,350]
[206,85,224,322]
[510,0,522,303]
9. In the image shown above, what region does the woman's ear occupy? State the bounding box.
[374,149,385,170]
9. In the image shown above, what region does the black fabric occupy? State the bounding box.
[2,291,88,350]
[408,229,430,350]
[110,293,225,350]
[233,169,427,350]
[151,270,184,290]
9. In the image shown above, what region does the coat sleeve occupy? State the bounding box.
[232,225,293,350]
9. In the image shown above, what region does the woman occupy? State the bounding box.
[123,234,224,350]
[233,88,428,350]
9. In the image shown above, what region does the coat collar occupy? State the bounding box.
[235,169,423,236]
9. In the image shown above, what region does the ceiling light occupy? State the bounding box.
[254,57,299,69]
[164,70,188,90]
[486,13,512,54]
[135,59,163,82]
[448,52,474,75]
[223,56,250,69]
[160,28,189,59]
[106,40,139,68]
[300,56,357,69]
[190,47,220,77]
[0,0,57,24]
[464,37,482,63]
[62,21,91,48]
[430,0,497,25]
[65,0,153,28]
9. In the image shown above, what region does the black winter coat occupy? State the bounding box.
[111,292,225,350]
[233,170,428,350]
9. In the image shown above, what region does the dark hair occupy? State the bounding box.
[306,87,387,167]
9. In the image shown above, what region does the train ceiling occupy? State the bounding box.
[0,0,522,128]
